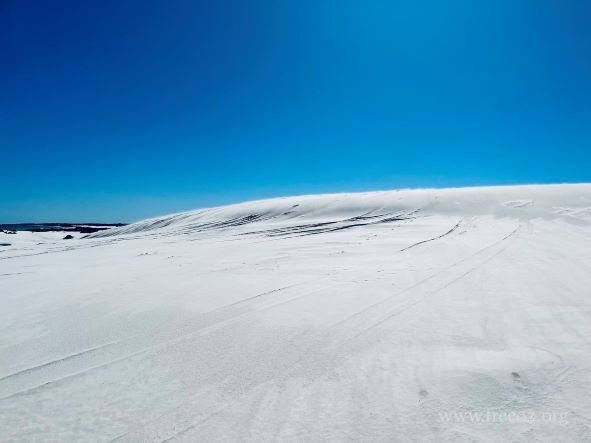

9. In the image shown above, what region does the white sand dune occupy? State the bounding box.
[2,184,591,442]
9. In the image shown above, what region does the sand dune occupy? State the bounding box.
[2,184,591,442]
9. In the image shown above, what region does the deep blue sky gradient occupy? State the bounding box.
[1,0,590,222]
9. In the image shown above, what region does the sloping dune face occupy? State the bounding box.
[2,184,591,442]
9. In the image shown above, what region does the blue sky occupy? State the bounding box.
[1,0,590,222]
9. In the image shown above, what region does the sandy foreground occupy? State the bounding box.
[1,184,591,442]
